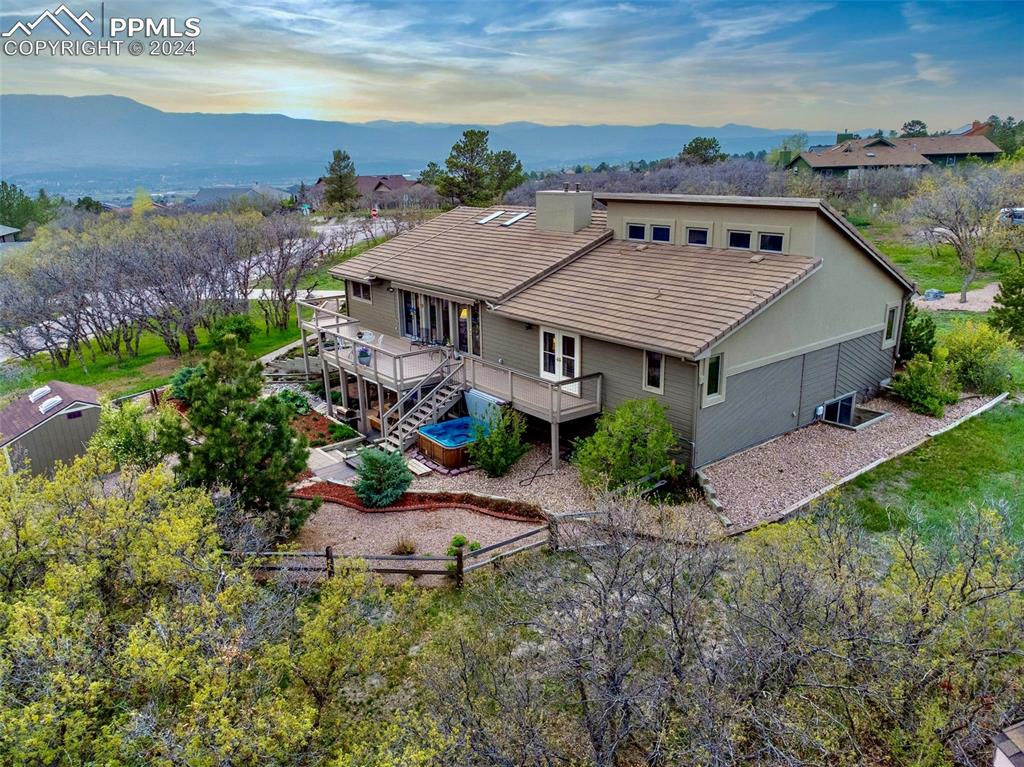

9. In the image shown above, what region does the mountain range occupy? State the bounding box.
[0,94,841,199]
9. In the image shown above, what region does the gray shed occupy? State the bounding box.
[0,381,101,475]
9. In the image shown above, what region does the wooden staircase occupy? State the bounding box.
[379,361,465,452]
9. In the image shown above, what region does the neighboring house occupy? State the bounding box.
[0,224,20,242]
[190,183,290,207]
[308,175,425,209]
[995,721,1024,767]
[0,381,101,475]
[788,134,1003,176]
[300,189,913,470]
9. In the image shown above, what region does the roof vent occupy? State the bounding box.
[866,152,876,157]
[29,385,52,403]
[501,211,531,227]
[477,210,505,224]
[38,396,63,415]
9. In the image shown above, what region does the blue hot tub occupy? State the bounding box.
[417,416,487,468]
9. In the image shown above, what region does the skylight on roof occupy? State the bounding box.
[29,385,51,403]
[477,210,506,224]
[501,211,531,227]
[38,396,63,414]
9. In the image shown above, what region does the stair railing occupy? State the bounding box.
[386,361,465,445]
[379,352,452,440]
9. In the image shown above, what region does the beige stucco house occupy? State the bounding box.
[297,189,913,470]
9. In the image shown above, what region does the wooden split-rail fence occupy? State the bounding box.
[237,523,557,587]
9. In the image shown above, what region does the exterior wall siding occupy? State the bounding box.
[483,310,697,462]
[694,356,802,467]
[836,331,893,397]
[9,407,100,475]
[798,345,840,425]
[346,279,401,336]
[694,330,896,467]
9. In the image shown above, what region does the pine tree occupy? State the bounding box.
[438,129,496,206]
[158,340,308,532]
[323,149,359,209]
[990,266,1024,341]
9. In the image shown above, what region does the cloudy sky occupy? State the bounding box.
[1,0,1020,129]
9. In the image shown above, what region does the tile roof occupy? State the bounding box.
[495,240,821,359]
[794,135,1001,169]
[331,205,611,301]
[994,720,1024,767]
[0,381,100,447]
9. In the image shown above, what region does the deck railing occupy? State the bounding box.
[461,357,602,422]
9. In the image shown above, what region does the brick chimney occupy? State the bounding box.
[535,187,593,232]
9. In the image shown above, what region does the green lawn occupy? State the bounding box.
[841,403,1024,535]
[1,303,300,399]
[858,222,1014,293]
[299,236,384,289]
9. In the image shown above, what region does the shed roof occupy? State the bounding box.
[994,720,1024,767]
[0,381,100,448]
[0,224,20,237]
[495,240,821,359]
[331,205,611,301]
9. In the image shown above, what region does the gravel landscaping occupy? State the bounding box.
[413,445,724,536]
[913,282,999,313]
[701,394,998,530]
[293,501,543,585]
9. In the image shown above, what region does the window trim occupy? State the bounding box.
[350,280,372,304]
[649,224,673,244]
[881,301,900,350]
[625,222,647,241]
[642,349,665,394]
[701,352,726,407]
[758,231,785,253]
[686,226,710,246]
[726,229,752,250]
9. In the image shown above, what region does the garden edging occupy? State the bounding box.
[292,481,549,524]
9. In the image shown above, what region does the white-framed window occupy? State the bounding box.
[626,223,646,241]
[727,230,751,249]
[650,224,672,243]
[702,353,726,406]
[686,227,709,246]
[758,232,784,252]
[882,302,900,349]
[350,280,372,302]
[642,349,665,394]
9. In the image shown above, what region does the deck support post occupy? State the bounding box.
[318,334,334,419]
[550,420,560,470]
[356,373,368,435]
[340,373,350,410]
[298,302,310,376]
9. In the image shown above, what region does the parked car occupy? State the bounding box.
[998,207,1024,225]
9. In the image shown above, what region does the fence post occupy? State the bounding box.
[325,546,335,578]
[549,516,559,552]
[455,547,465,588]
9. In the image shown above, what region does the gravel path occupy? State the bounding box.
[913,282,999,312]
[701,395,996,529]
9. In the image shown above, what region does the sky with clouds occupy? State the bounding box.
[0,0,1020,129]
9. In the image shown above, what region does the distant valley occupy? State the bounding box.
[0,94,841,199]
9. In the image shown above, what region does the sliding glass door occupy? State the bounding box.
[399,290,480,354]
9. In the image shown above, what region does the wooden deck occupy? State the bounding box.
[297,295,602,425]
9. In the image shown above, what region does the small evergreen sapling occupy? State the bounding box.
[353,448,412,508]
